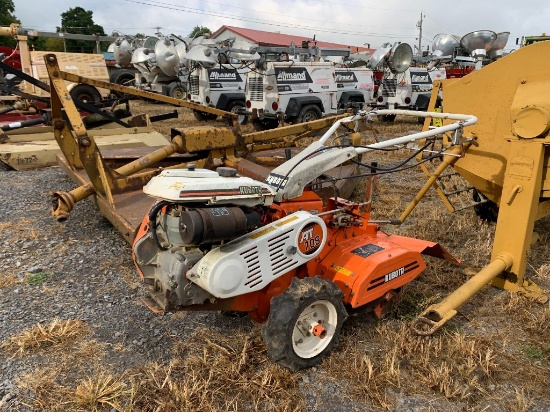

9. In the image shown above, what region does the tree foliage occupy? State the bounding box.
[57,7,106,53]
[188,26,212,39]
[0,0,19,47]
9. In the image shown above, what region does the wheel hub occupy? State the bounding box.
[292,300,337,359]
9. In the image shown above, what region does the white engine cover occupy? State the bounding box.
[143,168,276,207]
[187,211,327,298]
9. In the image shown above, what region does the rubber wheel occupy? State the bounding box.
[70,84,101,104]
[473,189,499,222]
[110,69,136,98]
[350,98,364,111]
[339,98,364,111]
[381,114,396,122]
[193,110,217,122]
[0,161,12,171]
[110,69,135,86]
[252,118,279,131]
[226,100,248,125]
[297,104,322,123]
[262,277,347,372]
[167,82,186,100]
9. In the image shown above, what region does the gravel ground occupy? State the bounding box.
[0,166,365,411]
[0,167,224,410]
[1,142,548,411]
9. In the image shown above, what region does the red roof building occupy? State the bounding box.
[210,25,374,54]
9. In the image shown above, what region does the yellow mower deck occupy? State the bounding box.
[1,125,170,170]
[42,53,360,244]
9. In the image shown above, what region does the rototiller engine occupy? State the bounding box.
[133,109,477,370]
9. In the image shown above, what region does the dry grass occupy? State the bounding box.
[0,273,20,289]
[7,106,550,410]
[16,327,304,412]
[74,373,129,411]
[129,100,257,137]
[2,318,90,356]
[324,319,549,410]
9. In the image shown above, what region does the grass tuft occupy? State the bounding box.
[1,318,89,356]
[26,271,50,285]
[74,373,128,411]
[0,273,19,289]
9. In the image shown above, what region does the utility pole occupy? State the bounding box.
[416,12,425,56]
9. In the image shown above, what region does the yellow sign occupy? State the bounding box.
[432,107,443,127]
[334,266,354,277]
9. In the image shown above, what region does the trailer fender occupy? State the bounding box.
[415,93,441,111]
[216,93,245,110]
[285,96,324,118]
[338,91,365,108]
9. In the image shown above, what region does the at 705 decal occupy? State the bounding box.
[298,222,324,255]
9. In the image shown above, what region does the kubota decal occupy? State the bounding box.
[366,261,420,291]
[239,186,263,195]
[265,172,288,188]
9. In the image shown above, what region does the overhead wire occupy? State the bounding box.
[119,0,418,40]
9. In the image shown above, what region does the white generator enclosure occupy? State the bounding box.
[187,211,328,298]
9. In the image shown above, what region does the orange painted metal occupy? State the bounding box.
[133,190,457,321]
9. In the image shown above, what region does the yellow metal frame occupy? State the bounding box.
[44,54,349,242]
[57,69,236,122]
[408,42,550,335]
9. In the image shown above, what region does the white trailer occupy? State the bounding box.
[187,64,248,123]
[245,61,373,129]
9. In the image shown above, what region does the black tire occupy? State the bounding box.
[70,84,101,104]
[226,100,248,125]
[350,98,364,110]
[252,118,279,131]
[0,161,12,171]
[193,110,217,122]
[110,69,136,98]
[381,114,396,122]
[297,104,322,123]
[110,69,135,86]
[473,189,499,222]
[262,277,347,372]
[167,82,186,100]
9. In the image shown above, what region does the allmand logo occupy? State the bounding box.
[334,71,358,83]
[410,72,430,84]
[298,222,324,255]
[209,68,242,82]
[275,67,313,84]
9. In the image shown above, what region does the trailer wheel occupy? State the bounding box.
[262,277,347,372]
[70,85,101,104]
[110,69,136,98]
[226,101,249,125]
[193,110,217,122]
[381,114,396,122]
[167,82,186,100]
[473,189,499,222]
[252,118,279,130]
[297,104,322,123]
[0,161,12,171]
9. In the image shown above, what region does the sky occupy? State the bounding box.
[11,0,550,51]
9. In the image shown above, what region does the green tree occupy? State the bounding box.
[0,0,19,47]
[57,7,106,53]
[188,26,212,39]
[42,38,65,52]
